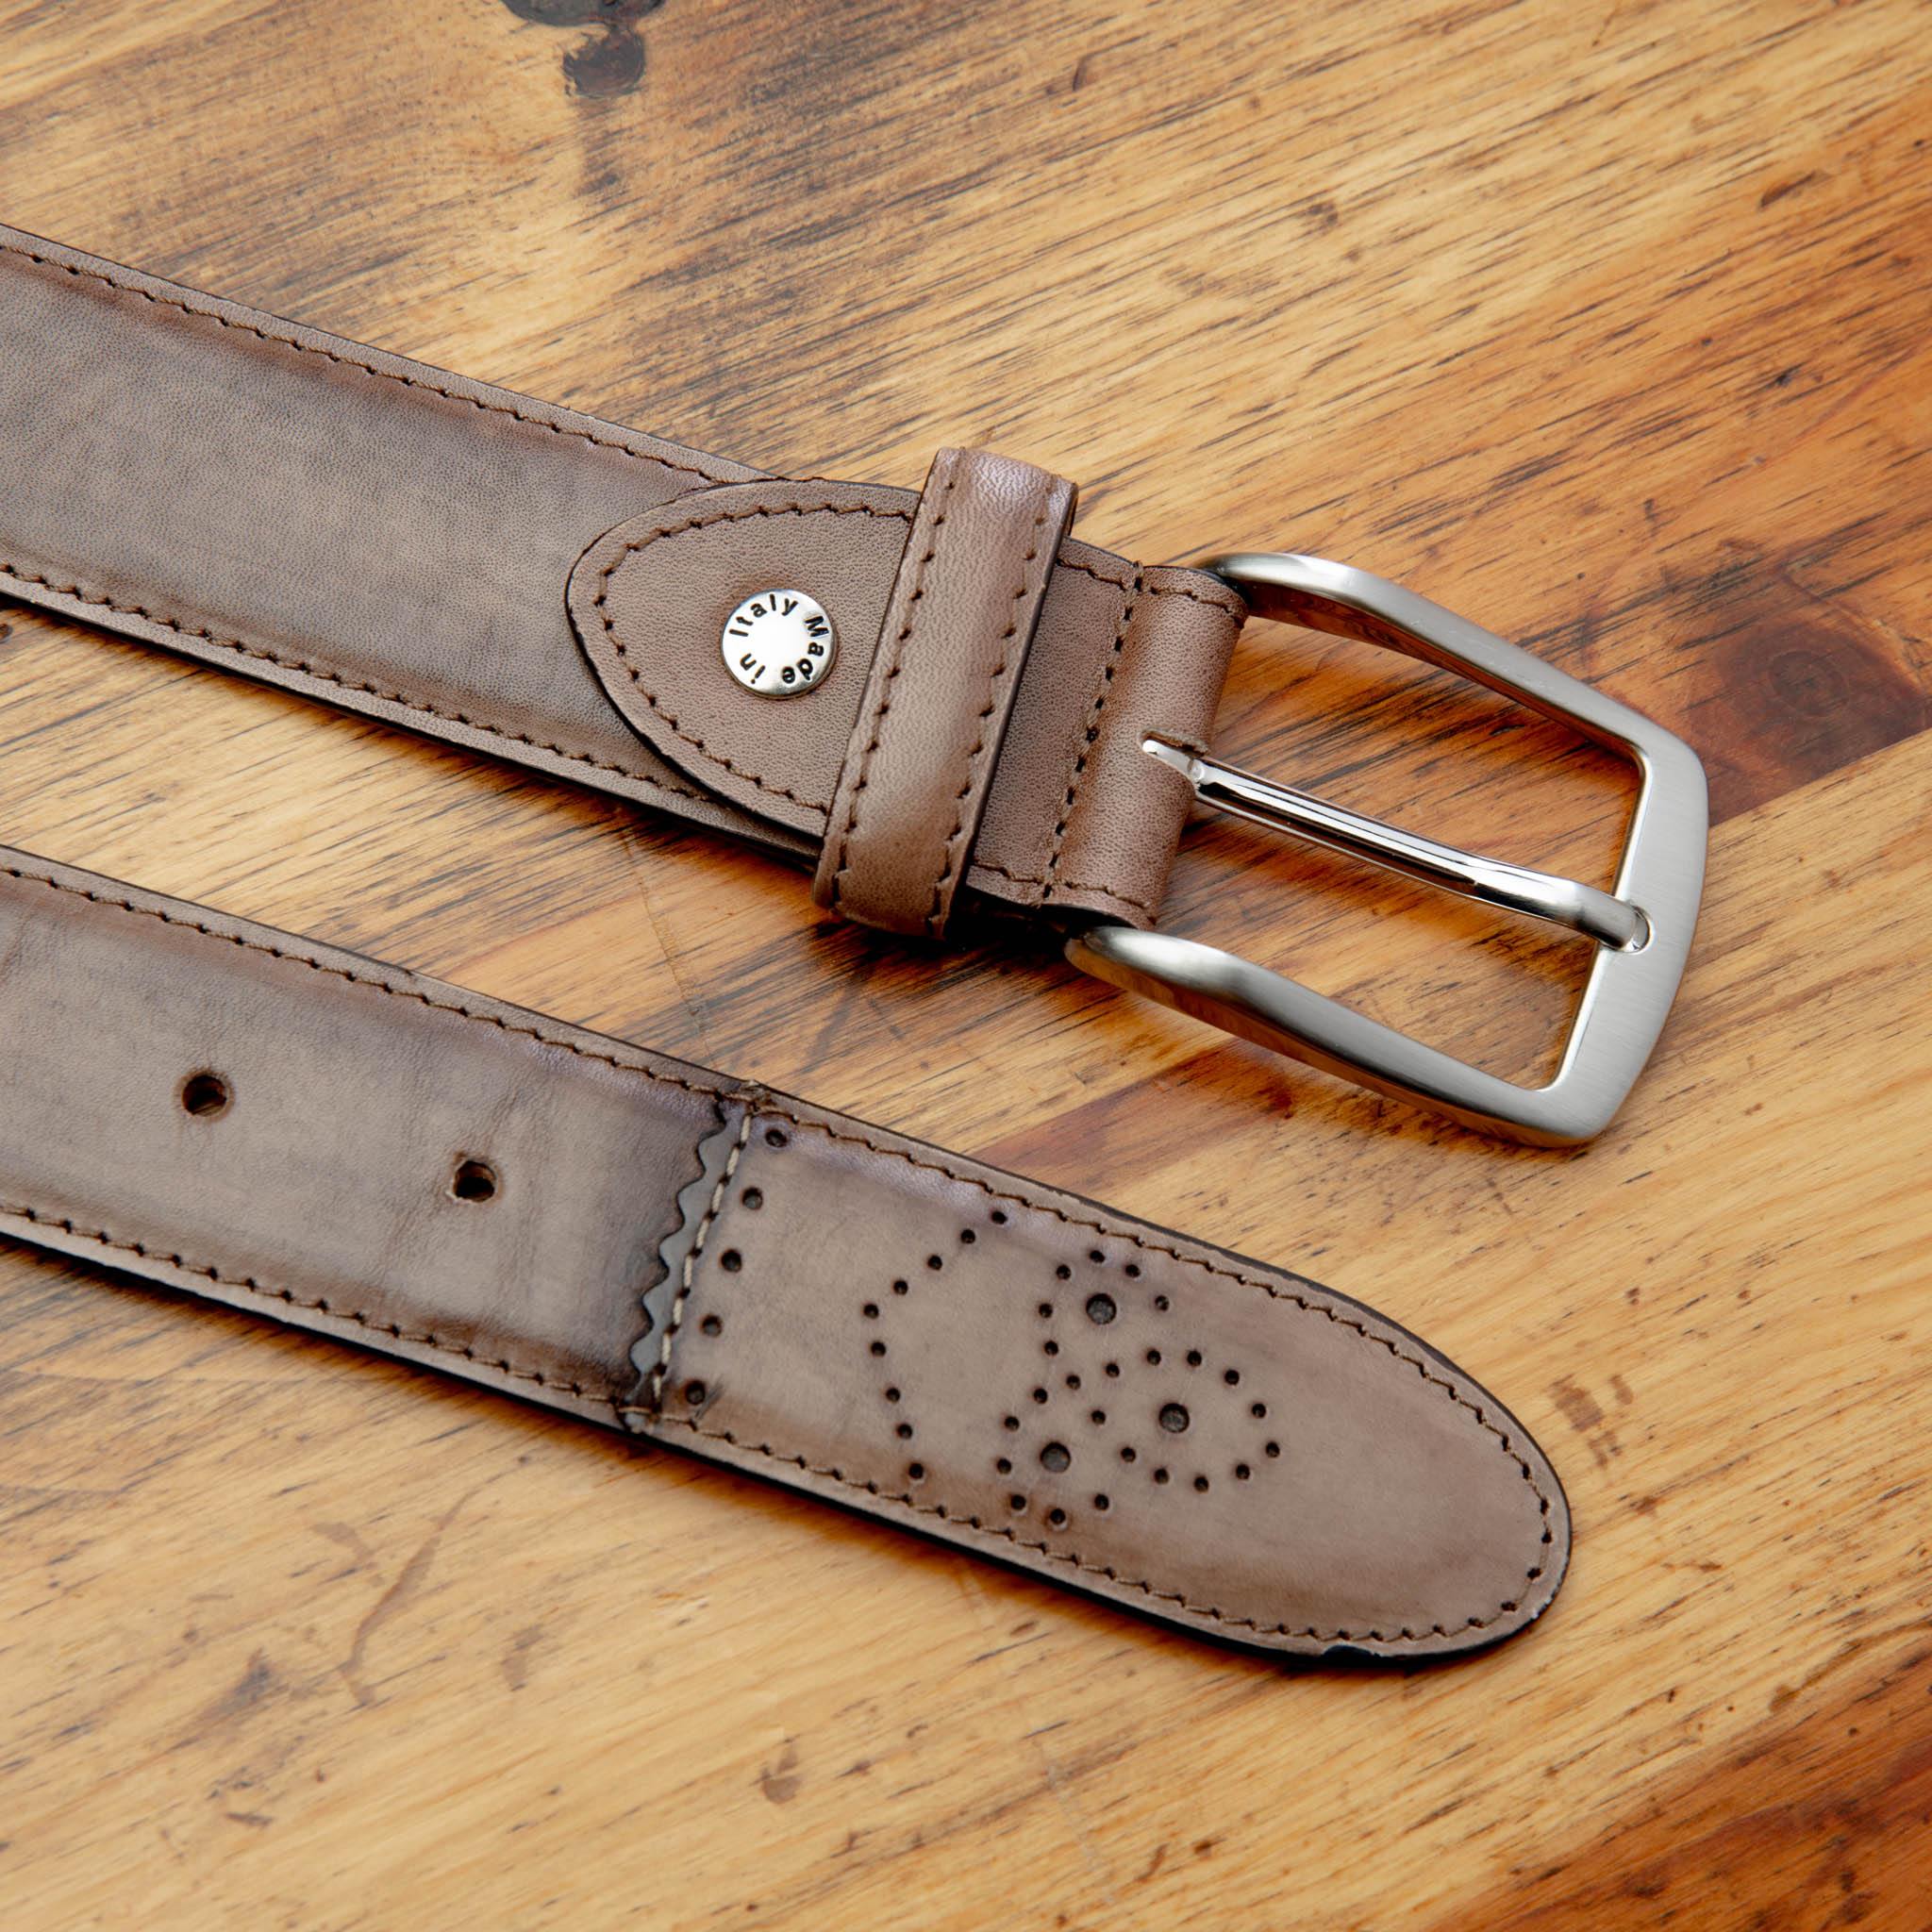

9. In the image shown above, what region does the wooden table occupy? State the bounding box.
[2,3,1926,1925]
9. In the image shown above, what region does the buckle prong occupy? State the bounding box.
[1064,552,1707,1146]
[1141,738,1649,952]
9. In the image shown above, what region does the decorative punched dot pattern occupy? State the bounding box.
[973,1239,1285,1536]
[648,1126,1555,1652]
[836,1215,1290,1541]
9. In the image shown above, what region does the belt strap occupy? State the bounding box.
[0,222,1710,1145]
[0,225,1240,935]
[0,843,1567,1657]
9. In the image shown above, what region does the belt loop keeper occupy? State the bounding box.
[811,446,1077,938]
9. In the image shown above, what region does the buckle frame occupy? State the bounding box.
[1063,552,1707,1146]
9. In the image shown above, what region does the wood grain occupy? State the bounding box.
[1,2,1928,1926]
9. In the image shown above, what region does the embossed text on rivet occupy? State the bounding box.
[721,588,837,696]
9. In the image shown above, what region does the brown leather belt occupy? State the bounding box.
[0,225,1236,931]
[0,849,1567,1658]
[0,224,1707,1143]
[0,224,1575,1657]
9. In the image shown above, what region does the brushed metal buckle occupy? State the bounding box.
[1063,552,1707,1145]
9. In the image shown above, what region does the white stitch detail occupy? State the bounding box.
[646,1108,754,1415]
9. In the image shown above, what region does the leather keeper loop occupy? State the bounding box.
[811,448,1077,937]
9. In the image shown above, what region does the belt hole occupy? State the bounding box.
[179,1072,230,1118]
[451,1158,497,1203]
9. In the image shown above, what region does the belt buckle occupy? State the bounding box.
[1064,552,1708,1146]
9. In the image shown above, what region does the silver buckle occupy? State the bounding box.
[1064,552,1707,1145]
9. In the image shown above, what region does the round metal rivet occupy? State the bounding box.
[721,589,837,696]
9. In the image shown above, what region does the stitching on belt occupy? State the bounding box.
[821,459,961,911]
[924,482,1056,935]
[0,238,732,483]
[0,557,702,800]
[589,495,916,811]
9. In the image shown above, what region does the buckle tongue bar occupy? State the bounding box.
[1140,739,1650,952]
[1065,553,1707,1146]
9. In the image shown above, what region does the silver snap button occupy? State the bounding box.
[721,589,837,696]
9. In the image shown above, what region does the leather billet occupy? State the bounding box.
[0,224,1241,937]
[0,845,1568,1657]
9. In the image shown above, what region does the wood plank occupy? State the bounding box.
[0,1,1928,1924]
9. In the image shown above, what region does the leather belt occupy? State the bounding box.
[0,844,1567,1658]
[0,226,1233,931]
[0,225,1576,1657]
[0,224,1707,1142]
